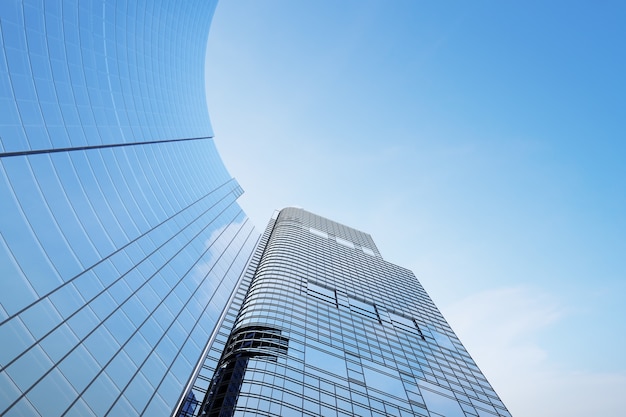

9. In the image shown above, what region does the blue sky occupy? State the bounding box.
[204,2,626,415]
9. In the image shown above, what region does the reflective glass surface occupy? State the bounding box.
[182,208,511,417]
[0,1,259,416]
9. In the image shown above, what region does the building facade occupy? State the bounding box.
[0,1,259,416]
[181,208,511,417]
[1,2,509,417]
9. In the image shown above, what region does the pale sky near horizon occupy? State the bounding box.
[204,2,626,416]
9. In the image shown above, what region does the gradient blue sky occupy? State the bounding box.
[204,2,626,416]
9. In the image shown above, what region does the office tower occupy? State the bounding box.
[181,208,511,417]
[0,1,259,416]
[0,2,510,417]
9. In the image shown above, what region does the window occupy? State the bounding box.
[309,228,328,239]
[335,237,355,249]
[362,247,375,256]
[307,281,336,305]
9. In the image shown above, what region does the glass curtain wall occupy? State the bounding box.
[0,1,258,416]
[188,208,511,417]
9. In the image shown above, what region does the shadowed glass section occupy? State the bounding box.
[197,326,288,417]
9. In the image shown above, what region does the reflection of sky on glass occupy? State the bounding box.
[1,0,215,153]
[307,281,335,300]
[0,1,266,415]
[420,387,465,417]
[361,363,407,401]
[304,345,346,378]
[426,326,457,352]
[190,218,245,294]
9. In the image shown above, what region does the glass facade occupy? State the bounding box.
[183,208,511,417]
[0,1,258,416]
[1,2,510,417]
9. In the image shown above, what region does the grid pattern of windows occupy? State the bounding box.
[0,2,259,416]
[191,208,510,417]
[176,216,277,417]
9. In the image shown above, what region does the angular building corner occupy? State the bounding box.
[182,207,511,417]
[0,1,258,416]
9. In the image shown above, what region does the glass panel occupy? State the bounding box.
[123,372,154,414]
[39,323,79,363]
[420,386,465,417]
[48,283,86,319]
[304,345,346,378]
[83,325,120,367]
[19,298,62,340]
[7,344,53,392]
[107,394,137,417]
[361,361,407,401]
[0,370,22,413]
[335,237,355,249]
[0,317,35,368]
[58,344,101,393]
[309,227,328,239]
[307,281,333,298]
[27,369,75,416]
[0,234,38,316]
[428,327,457,352]
[362,247,375,256]
[105,351,137,391]
[349,297,377,315]
[63,398,96,417]
[81,372,120,416]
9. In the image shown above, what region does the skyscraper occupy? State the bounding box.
[0,2,509,417]
[181,208,510,417]
[0,1,258,416]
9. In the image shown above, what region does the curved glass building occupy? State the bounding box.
[1,2,509,417]
[184,208,511,417]
[0,1,258,416]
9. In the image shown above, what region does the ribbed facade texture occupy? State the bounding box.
[0,1,258,416]
[1,2,509,417]
[183,208,511,417]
